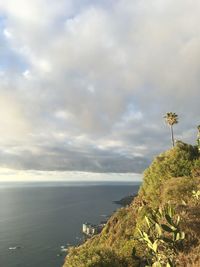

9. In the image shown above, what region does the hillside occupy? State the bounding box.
[63,142,200,267]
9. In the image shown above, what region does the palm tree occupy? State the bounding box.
[164,112,178,147]
[197,125,200,152]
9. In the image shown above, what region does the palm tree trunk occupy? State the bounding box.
[170,125,175,147]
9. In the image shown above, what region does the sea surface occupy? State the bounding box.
[0,181,140,267]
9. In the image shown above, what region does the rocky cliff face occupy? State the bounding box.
[63,142,200,267]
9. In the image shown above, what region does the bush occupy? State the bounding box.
[65,246,129,267]
[139,142,198,206]
[160,177,198,205]
[192,158,200,177]
[133,204,185,267]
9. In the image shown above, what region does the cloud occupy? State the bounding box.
[0,0,199,177]
[0,91,31,142]
[0,167,142,182]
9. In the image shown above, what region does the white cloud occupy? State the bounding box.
[0,0,199,178]
[0,168,142,182]
[3,28,12,39]
[0,92,31,142]
[22,69,31,79]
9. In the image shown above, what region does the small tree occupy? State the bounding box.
[164,112,178,147]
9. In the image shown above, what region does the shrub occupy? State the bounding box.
[65,246,129,267]
[133,204,185,267]
[139,142,198,206]
[160,177,198,205]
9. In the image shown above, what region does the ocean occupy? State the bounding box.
[0,182,140,267]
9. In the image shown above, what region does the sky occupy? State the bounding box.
[0,0,199,181]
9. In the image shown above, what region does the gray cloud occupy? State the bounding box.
[0,0,199,175]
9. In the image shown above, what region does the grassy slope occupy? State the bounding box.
[64,142,200,267]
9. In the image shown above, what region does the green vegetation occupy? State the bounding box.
[134,204,185,267]
[140,141,198,207]
[63,141,200,267]
[164,112,178,147]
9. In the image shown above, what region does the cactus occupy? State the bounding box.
[133,204,185,267]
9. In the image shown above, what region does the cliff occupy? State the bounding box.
[63,142,200,267]
[113,194,136,206]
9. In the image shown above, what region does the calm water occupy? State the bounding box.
[0,182,140,267]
